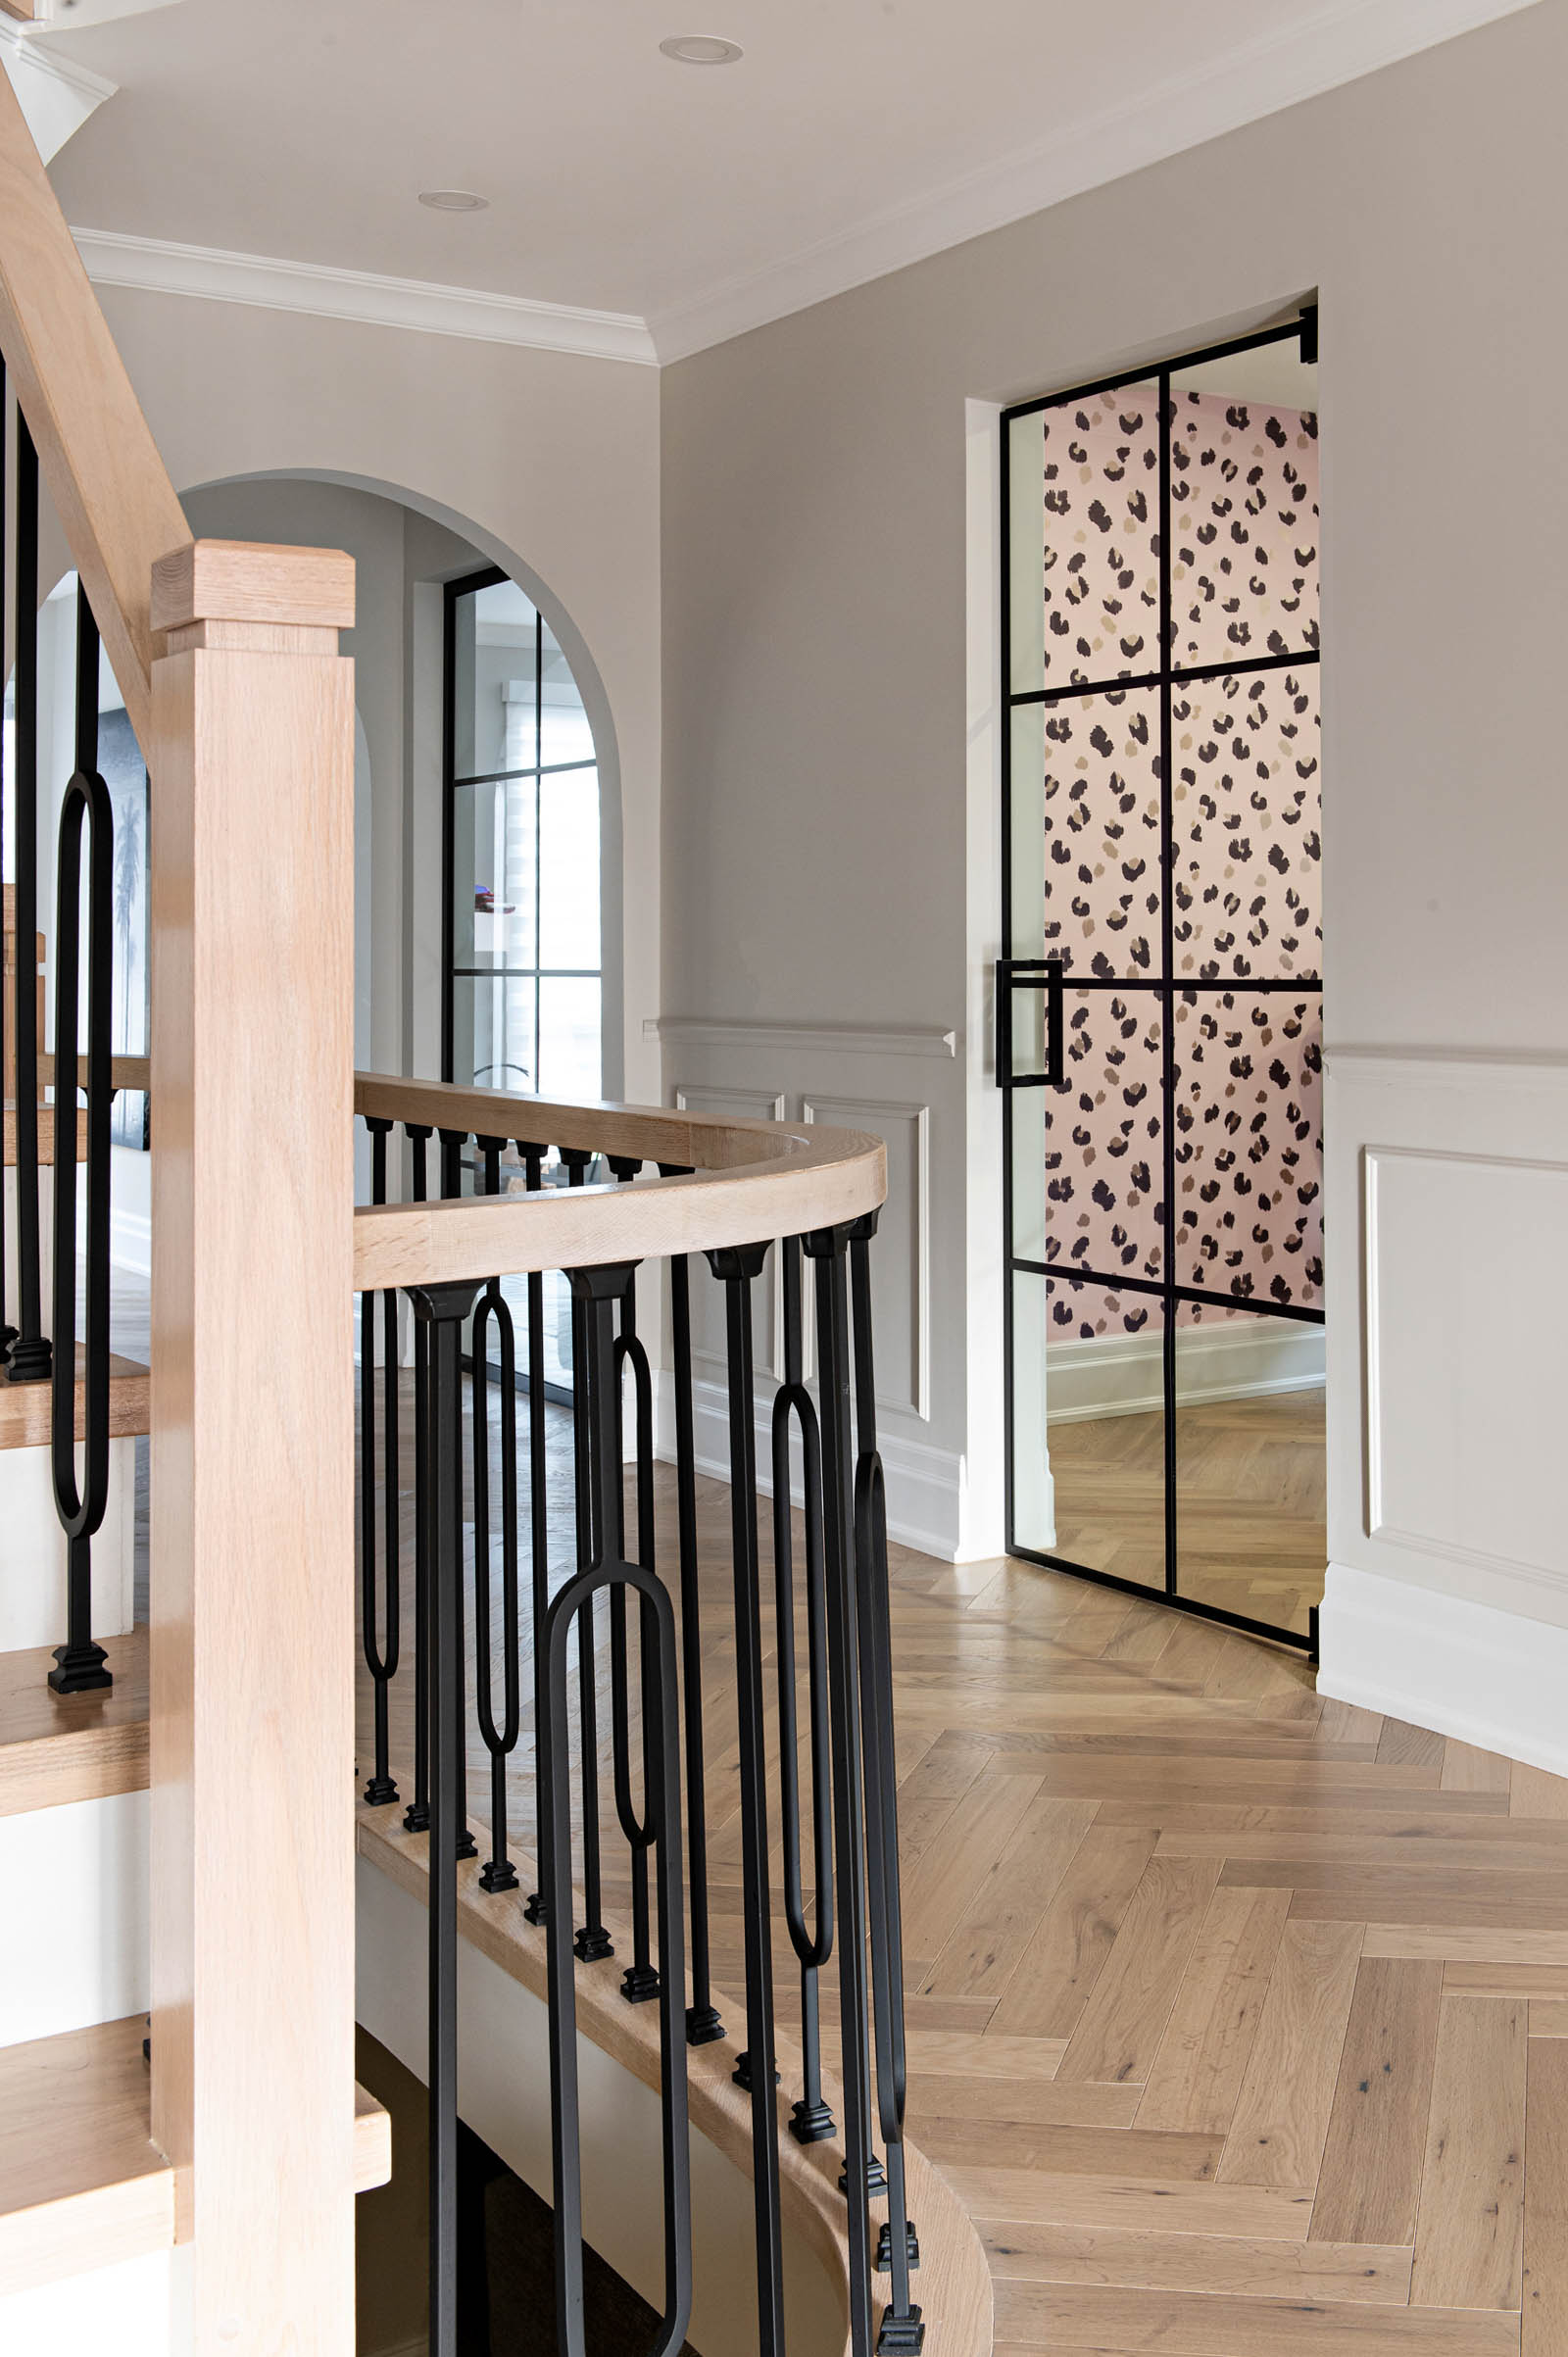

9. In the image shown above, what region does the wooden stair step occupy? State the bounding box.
[0,1348,149,1450]
[0,1629,148,1818]
[0,2016,391,2297]
[3,1104,89,1168]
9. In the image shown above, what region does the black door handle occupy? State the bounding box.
[995,959,1063,1089]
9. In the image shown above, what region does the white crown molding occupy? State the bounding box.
[647,0,1544,361]
[648,1015,957,1058]
[71,226,660,367]
[0,19,116,163]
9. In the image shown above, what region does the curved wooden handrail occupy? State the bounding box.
[0,63,190,751]
[350,1071,887,1289]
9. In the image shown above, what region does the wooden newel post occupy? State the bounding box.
[149,540,359,2355]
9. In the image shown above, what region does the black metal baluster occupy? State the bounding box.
[8,413,48,1385]
[561,1145,611,1960]
[805,1223,876,2357]
[439,1127,478,1863]
[850,1215,922,2350]
[543,1261,691,2357]
[774,1235,836,2142]
[660,1166,724,2048]
[472,1138,520,1893]
[707,1240,786,2357]
[361,1116,399,1804]
[46,661,114,1696]
[0,359,12,1359]
[403,1124,434,1835]
[610,1260,660,2003]
[519,1141,551,1927]
[405,1277,482,2357]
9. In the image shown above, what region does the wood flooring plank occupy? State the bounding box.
[904,2031,1066,2081]
[920,1792,1100,2001]
[1529,2000,1568,2037]
[1442,1740,1514,1796]
[1366,1928,1568,1963]
[982,2220,1413,2303]
[1446,1965,1568,1997]
[1375,1717,1446,1772]
[987,1823,1161,2040]
[1057,1856,1223,2087]
[1218,1918,1364,2190]
[1522,2032,1568,2355]
[993,2281,1521,2353]
[1511,1763,1568,1821]
[1136,1884,1293,2136]
[1309,1956,1444,2246]
[906,2073,1143,2129]
[947,2167,1313,2239]
[1410,1992,1525,2310]
[911,2117,1219,2180]
[898,1769,1044,1968]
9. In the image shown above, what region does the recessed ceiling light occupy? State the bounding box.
[659,34,744,64]
[418,189,489,213]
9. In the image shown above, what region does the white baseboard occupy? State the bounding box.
[1318,1560,1568,1779]
[1046,1314,1325,1424]
[654,1371,966,1562]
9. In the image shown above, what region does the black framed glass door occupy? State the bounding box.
[1000,312,1324,1652]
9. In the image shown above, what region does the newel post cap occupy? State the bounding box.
[151,538,357,634]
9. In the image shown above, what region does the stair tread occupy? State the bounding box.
[0,1346,149,1449]
[0,1628,149,1818]
[3,1104,89,1167]
[0,2016,390,2296]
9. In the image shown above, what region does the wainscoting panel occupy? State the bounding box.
[803,1095,930,1421]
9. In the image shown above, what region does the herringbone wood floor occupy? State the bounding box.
[357,1382,1565,2355]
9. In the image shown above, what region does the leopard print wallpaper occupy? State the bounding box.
[1038,387,1321,1337]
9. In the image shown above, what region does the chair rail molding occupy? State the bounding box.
[649,1014,957,1059]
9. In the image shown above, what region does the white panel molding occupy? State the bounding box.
[656,1370,966,1562]
[71,226,660,366]
[650,1015,956,1059]
[804,1094,930,1422]
[1047,1316,1324,1425]
[646,0,1542,360]
[1319,1562,1568,1780]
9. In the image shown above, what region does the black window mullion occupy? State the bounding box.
[533,612,543,1098]
[1156,365,1179,1601]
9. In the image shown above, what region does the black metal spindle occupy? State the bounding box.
[610,1267,660,2002]
[405,1276,481,2357]
[806,1222,877,2357]
[8,413,48,1384]
[472,1137,520,1893]
[361,1116,400,1804]
[849,1215,922,2351]
[659,1169,724,2047]
[543,1262,691,2357]
[708,1239,787,2357]
[562,1144,612,1960]
[403,1123,434,1835]
[774,1234,836,2143]
[0,358,12,1360]
[46,738,113,1695]
[519,1141,552,1927]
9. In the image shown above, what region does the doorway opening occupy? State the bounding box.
[999,309,1322,1653]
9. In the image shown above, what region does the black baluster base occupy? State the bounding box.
[619,1961,661,2005]
[7,1335,51,1384]
[456,1828,479,1863]
[403,1800,430,1834]
[479,1858,518,1894]
[732,2050,781,2092]
[840,2152,888,2196]
[685,2003,725,2046]
[789,2095,836,2145]
[875,2219,920,2271]
[876,2304,925,2354]
[573,1923,614,1963]
[48,1640,111,1695]
[522,1890,549,1926]
[363,1773,400,1807]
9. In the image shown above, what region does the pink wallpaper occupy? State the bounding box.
[1038,388,1321,1332]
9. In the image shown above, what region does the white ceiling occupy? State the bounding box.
[31,0,1543,361]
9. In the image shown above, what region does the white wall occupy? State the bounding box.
[660,0,1568,1732]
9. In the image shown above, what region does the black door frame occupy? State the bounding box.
[1000,310,1323,1657]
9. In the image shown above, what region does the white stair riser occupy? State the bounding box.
[0,2250,172,2357]
[0,1438,136,1652]
[0,1792,149,2050]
